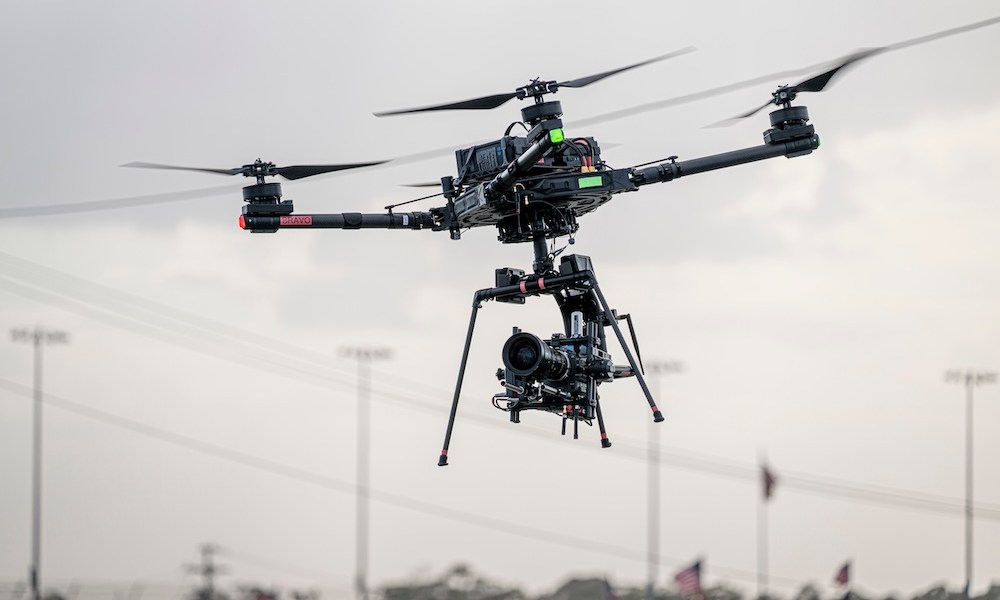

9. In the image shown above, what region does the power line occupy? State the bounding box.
[0,250,442,400]
[0,275,369,402]
[214,546,338,583]
[4,377,1000,595]
[0,377,798,589]
[609,436,1000,520]
[2,251,999,520]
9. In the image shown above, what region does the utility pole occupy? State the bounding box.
[184,543,226,600]
[645,359,683,600]
[944,369,996,599]
[339,346,392,600]
[11,327,68,600]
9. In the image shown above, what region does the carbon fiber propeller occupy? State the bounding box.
[373,46,696,117]
[122,158,386,181]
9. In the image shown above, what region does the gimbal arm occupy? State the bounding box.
[630,134,819,187]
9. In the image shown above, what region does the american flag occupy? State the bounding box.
[674,560,702,597]
[602,579,619,600]
[762,464,777,501]
[834,561,850,587]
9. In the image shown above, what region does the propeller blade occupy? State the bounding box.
[274,161,387,180]
[708,14,1000,127]
[403,182,443,188]
[123,160,387,181]
[703,100,773,128]
[790,48,883,94]
[708,48,883,127]
[705,49,882,127]
[121,161,244,176]
[375,47,695,117]
[569,65,828,129]
[557,46,697,88]
[886,14,1000,53]
[374,92,518,117]
[569,15,1000,130]
[0,186,234,218]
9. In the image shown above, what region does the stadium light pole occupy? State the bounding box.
[339,346,392,600]
[11,327,69,600]
[944,369,996,599]
[645,360,683,600]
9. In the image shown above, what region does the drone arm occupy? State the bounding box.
[240,211,438,232]
[631,135,819,187]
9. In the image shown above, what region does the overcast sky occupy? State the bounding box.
[1,2,1000,599]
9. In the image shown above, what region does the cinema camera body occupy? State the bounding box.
[488,255,641,445]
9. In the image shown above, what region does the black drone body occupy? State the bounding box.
[234,85,817,245]
[121,15,1000,465]
[152,52,823,466]
[313,56,820,465]
[437,101,630,243]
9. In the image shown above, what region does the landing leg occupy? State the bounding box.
[595,398,612,448]
[438,299,481,466]
[591,280,663,422]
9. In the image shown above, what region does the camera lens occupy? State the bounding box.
[502,332,569,380]
[511,342,539,371]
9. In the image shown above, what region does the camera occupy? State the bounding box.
[494,309,627,439]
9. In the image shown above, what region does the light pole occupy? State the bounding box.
[11,327,68,600]
[645,359,683,600]
[944,369,996,599]
[339,346,391,600]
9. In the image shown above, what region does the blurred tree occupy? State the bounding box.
[535,577,610,600]
[909,584,1000,600]
[380,564,524,600]
[791,584,822,600]
[190,589,230,600]
[531,577,745,600]
[236,587,279,600]
[706,584,746,600]
[911,586,952,600]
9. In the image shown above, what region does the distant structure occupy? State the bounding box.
[185,544,228,600]
[11,327,69,600]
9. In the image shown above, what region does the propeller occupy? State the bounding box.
[708,48,883,126]
[709,14,1000,126]
[567,14,1000,130]
[15,17,997,220]
[121,158,387,181]
[373,46,697,117]
[0,186,235,218]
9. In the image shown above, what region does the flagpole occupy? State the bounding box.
[757,451,769,600]
[757,479,767,599]
[646,360,683,600]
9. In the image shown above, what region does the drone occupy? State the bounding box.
[123,16,999,465]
